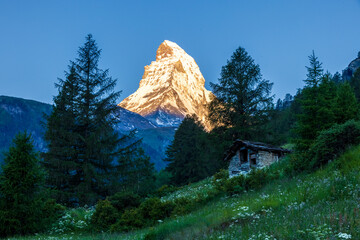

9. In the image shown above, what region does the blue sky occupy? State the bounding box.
[1,0,360,104]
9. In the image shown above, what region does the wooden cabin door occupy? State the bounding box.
[240,149,248,163]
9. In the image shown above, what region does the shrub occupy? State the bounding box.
[172,197,195,215]
[110,208,145,232]
[108,192,141,213]
[212,169,229,191]
[42,199,66,228]
[217,167,272,195]
[245,168,269,190]
[155,185,178,198]
[309,120,360,169]
[284,152,311,176]
[91,199,119,232]
[49,207,94,234]
[139,197,175,222]
[223,174,246,195]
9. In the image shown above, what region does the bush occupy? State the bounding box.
[212,169,229,192]
[91,199,119,232]
[245,168,269,190]
[42,199,66,228]
[154,185,178,198]
[215,167,272,196]
[223,174,246,195]
[309,120,360,169]
[110,208,145,232]
[172,197,195,215]
[108,192,141,213]
[284,152,311,176]
[139,197,175,222]
[48,207,94,234]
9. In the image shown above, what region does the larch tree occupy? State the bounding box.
[208,46,274,141]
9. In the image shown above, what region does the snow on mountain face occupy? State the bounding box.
[113,106,157,132]
[119,40,213,130]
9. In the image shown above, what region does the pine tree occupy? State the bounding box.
[334,82,359,123]
[316,72,337,129]
[116,131,155,196]
[304,50,323,87]
[332,71,342,84]
[73,34,123,205]
[0,132,46,236]
[43,66,80,204]
[165,115,212,186]
[293,53,337,151]
[208,46,273,141]
[350,68,360,102]
[44,34,123,206]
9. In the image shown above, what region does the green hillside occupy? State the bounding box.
[9,144,360,240]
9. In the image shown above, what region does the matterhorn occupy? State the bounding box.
[119,40,213,130]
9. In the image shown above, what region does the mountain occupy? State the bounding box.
[137,127,177,170]
[0,95,172,169]
[114,106,156,131]
[119,40,213,130]
[0,96,52,160]
[342,51,360,81]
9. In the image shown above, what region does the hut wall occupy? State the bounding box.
[257,151,279,167]
[228,151,242,177]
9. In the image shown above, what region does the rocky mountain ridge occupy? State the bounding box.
[342,51,360,81]
[119,40,213,130]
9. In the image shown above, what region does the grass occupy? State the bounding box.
[9,145,360,239]
[160,177,215,202]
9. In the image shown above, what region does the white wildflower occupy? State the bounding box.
[338,232,352,239]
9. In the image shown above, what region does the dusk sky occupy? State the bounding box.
[1,0,360,104]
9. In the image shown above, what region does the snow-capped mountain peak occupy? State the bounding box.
[119,40,213,130]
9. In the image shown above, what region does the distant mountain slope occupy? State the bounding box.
[119,40,213,130]
[136,127,176,170]
[0,96,52,160]
[0,95,173,169]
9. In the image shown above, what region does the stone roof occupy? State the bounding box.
[224,140,291,161]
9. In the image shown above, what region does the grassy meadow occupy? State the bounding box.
[8,145,360,240]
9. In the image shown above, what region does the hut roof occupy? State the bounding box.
[224,140,291,161]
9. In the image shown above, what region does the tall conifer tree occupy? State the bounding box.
[208,47,273,141]
[293,53,337,151]
[165,115,213,186]
[334,82,359,123]
[0,133,46,236]
[350,68,360,102]
[45,35,123,205]
[43,66,79,203]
